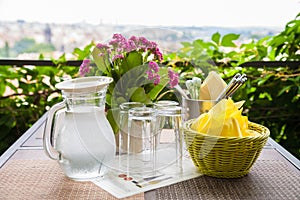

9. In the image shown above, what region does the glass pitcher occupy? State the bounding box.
[43,76,116,181]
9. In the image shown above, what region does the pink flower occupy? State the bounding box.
[139,37,150,46]
[148,61,159,73]
[146,70,155,80]
[168,67,179,88]
[153,74,161,85]
[96,43,110,57]
[96,43,109,49]
[79,59,91,76]
[116,47,123,53]
[153,47,163,61]
[126,40,137,52]
[112,54,124,62]
[146,62,178,87]
[147,61,161,85]
[109,33,127,48]
[129,36,138,43]
[112,33,126,42]
[149,41,158,49]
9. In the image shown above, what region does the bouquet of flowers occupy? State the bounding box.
[79,33,179,132]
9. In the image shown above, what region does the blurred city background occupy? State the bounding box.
[1,0,299,59]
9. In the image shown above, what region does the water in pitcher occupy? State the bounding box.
[55,106,116,180]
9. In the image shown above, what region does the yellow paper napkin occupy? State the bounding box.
[191,98,258,137]
[199,71,227,100]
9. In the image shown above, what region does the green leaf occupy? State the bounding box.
[130,87,151,104]
[51,53,66,65]
[257,46,268,58]
[212,32,221,45]
[269,36,286,47]
[257,74,273,86]
[72,42,94,60]
[73,48,84,58]
[192,39,204,49]
[119,58,129,74]
[148,67,169,100]
[106,109,119,134]
[221,33,240,47]
[258,92,273,101]
[0,82,5,95]
[92,47,110,72]
[148,84,167,100]
[126,51,143,70]
[39,54,44,59]
[277,85,292,96]
[110,69,120,83]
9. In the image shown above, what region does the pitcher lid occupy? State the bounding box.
[55,76,113,93]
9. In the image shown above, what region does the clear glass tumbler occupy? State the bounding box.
[118,102,145,155]
[155,104,183,172]
[120,107,158,176]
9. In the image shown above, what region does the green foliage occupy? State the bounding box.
[268,13,300,60]
[0,54,79,155]
[73,42,95,60]
[165,13,300,159]
[12,38,36,54]
[25,43,56,53]
[0,38,57,58]
[165,32,242,79]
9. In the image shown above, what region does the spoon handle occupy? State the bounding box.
[216,73,241,101]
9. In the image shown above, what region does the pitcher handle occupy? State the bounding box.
[43,100,66,160]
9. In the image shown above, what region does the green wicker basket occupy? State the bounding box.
[182,120,270,178]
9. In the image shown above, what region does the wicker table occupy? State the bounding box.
[0,113,299,200]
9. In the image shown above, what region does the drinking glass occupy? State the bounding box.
[155,104,183,171]
[119,107,158,176]
[118,102,145,154]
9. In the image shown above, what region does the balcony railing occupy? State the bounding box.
[0,59,299,69]
[0,59,82,67]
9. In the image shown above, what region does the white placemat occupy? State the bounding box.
[92,157,201,199]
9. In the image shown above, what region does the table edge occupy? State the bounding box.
[267,137,300,170]
[0,112,47,168]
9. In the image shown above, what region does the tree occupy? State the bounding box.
[12,38,35,54]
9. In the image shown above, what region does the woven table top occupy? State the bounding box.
[0,160,144,200]
[156,159,300,200]
[0,152,299,200]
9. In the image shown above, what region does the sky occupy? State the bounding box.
[0,0,299,28]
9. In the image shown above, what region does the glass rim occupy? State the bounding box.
[128,107,156,117]
[154,100,179,107]
[157,105,182,115]
[119,102,145,111]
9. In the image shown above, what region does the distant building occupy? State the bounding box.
[44,24,52,44]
